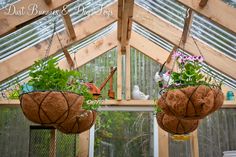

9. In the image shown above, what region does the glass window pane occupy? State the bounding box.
[94,111,154,157]
[198,109,236,157]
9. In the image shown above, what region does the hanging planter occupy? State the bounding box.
[20,91,84,125]
[156,112,199,135]
[156,52,224,120]
[55,110,97,134]
[157,85,224,120]
[18,58,100,131]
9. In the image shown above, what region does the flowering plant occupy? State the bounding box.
[170,51,208,86]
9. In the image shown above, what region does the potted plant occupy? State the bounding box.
[156,52,224,120]
[19,58,100,134]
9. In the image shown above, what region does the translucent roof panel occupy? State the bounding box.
[0,0,19,10]
[0,0,114,61]
[133,22,173,52]
[135,0,187,29]
[133,23,236,90]
[136,0,236,60]
[223,0,236,7]
[191,14,236,59]
[0,23,116,91]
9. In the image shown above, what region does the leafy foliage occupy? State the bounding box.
[170,52,219,87]
[27,58,100,110]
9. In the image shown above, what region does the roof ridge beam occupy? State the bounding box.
[117,0,134,54]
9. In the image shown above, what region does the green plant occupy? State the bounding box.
[27,57,100,110]
[8,89,20,99]
[171,52,207,85]
[154,102,162,114]
[168,52,221,88]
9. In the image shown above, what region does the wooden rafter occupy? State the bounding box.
[0,0,72,36]
[59,31,117,69]
[61,8,76,40]
[117,0,134,54]
[133,4,236,80]
[130,32,172,69]
[62,48,75,69]
[177,0,236,34]
[0,3,118,82]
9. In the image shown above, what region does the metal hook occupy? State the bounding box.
[185,8,190,19]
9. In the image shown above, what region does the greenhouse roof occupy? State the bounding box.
[0,0,236,90]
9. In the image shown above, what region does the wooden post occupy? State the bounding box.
[118,0,134,54]
[158,127,169,157]
[49,129,57,157]
[61,8,76,40]
[190,130,199,157]
[78,130,90,157]
[125,45,131,100]
[117,44,123,100]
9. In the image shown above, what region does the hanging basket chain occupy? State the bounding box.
[44,18,58,60]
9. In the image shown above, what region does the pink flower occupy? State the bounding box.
[163,85,168,89]
[198,56,204,63]
[172,51,182,59]
[187,56,194,61]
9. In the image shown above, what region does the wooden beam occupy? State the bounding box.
[1,99,236,107]
[118,0,134,54]
[190,130,199,157]
[58,31,117,69]
[130,31,172,69]
[117,44,123,100]
[177,0,236,34]
[117,0,123,41]
[0,0,72,36]
[166,45,178,64]
[0,3,117,82]
[181,9,193,45]
[158,127,169,157]
[125,45,131,100]
[62,47,75,69]
[61,8,76,40]
[199,0,208,8]
[49,129,57,157]
[78,130,90,157]
[133,4,236,80]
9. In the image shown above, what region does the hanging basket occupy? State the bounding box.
[20,91,84,125]
[157,85,224,120]
[55,110,97,134]
[156,112,199,135]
